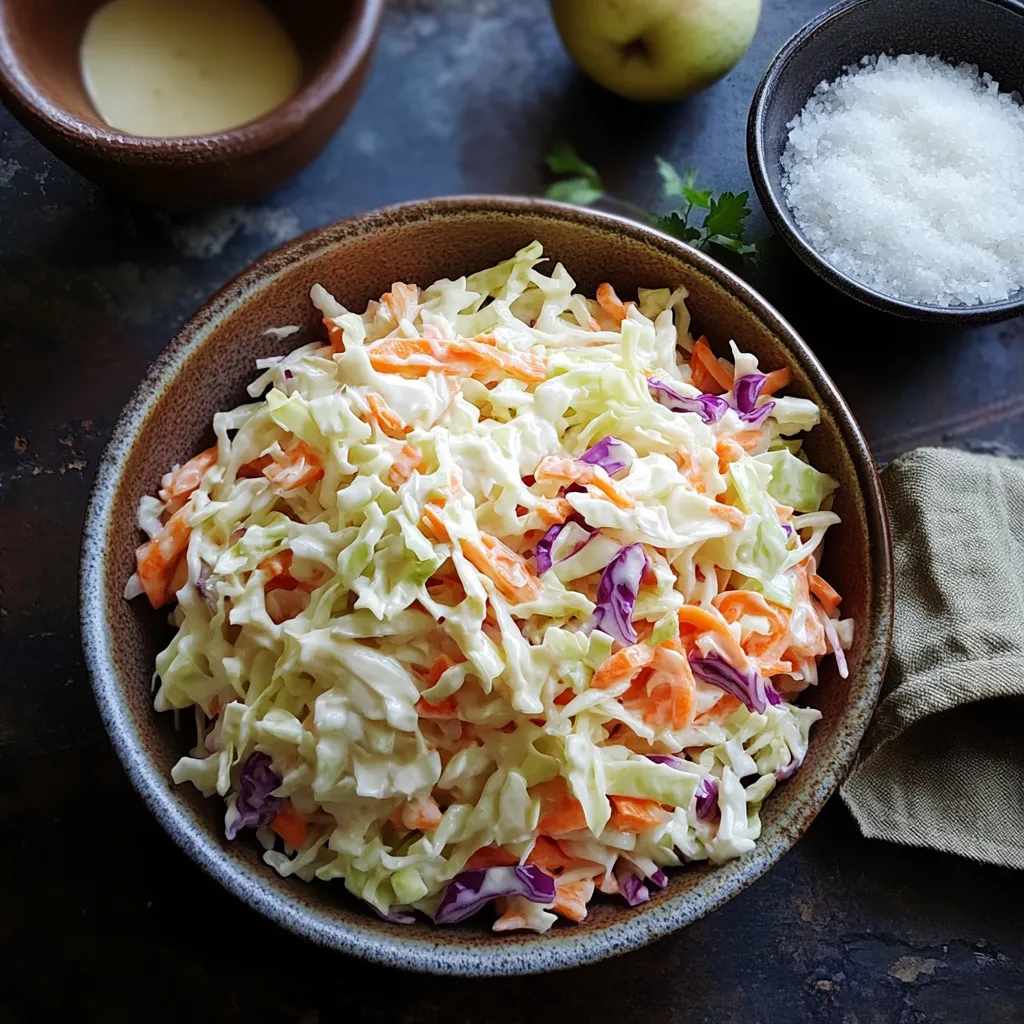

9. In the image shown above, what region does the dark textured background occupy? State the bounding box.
[2,1,1023,1021]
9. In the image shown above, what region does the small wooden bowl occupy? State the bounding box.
[0,0,384,209]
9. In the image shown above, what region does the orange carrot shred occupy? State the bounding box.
[366,392,410,438]
[270,807,308,849]
[388,444,423,486]
[609,796,668,833]
[596,282,629,325]
[690,337,734,393]
[761,368,791,396]
[460,533,541,603]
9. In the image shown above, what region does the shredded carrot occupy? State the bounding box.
[761,660,794,676]
[535,455,634,509]
[809,573,842,614]
[259,549,293,580]
[732,430,765,453]
[368,336,547,384]
[381,282,419,324]
[388,444,423,486]
[677,604,752,669]
[492,906,535,931]
[591,643,655,690]
[674,447,707,493]
[323,316,345,353]
[710,503,745,528]
[596,282,629,325]
[690,337,734,393]
[366,392,410,438]
[533,496,574,526]
[270,807,308,849]
[263,440,324,491]
[716,436,746,473]
[526,836,600,878]
[713,590,790,663]
[466,845,520,870]
[401,795,442,831]
[535,777,588,836]
[420,500,450,543]
[552,878,595,922]
[678,604,732,638]
[415,695,459,719]
[694,692,743,724]
[136,503,193,609]
[160,446,218,511]
[460,533,541,603]
[609,795,668,833]
[622,640,696,730]
[761,367,791,396]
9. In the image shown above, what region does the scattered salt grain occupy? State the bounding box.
[781,54,1024,307]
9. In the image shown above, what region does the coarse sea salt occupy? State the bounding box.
[781,53,1024,307]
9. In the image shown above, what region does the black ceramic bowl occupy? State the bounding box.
[747,0,1024,325]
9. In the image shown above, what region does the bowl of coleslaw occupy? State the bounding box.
[81,197,892,975]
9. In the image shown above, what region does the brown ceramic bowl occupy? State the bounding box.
[80,197,893,974]
[0,0,383,209]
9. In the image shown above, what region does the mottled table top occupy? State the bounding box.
[2,1,1023,1021]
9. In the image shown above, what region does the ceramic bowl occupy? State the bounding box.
[747,0,1024,324]
[80,197,893,975]
[0,0,384,209]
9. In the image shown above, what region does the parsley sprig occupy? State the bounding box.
[545,143,764,264]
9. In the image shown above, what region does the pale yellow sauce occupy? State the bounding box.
[80,0,302,138]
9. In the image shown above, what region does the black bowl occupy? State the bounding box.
[747,0,1024,325]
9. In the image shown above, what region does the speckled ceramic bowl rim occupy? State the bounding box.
[0,0,384,159]
[81,196,893,975]
[747,0,1024,325]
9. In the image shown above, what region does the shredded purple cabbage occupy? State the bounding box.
[592,543,648,647]
[688,651,782,715]
[579,436,632,476]
[650,870,668,889]
[534,517,589,574]
[694,776,719,819]
[732,372,776,426]
[373,904,417,925]
[226,752,284,840]
[648,378,728,424]
[616,867,650,906]
[775,752,804,782]
[645,753,686,770]
[433,866,555,924]
[534,522,564,575]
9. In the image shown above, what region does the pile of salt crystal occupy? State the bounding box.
[781,53,1024,308]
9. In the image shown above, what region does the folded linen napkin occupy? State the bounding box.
[841,447,1024,869]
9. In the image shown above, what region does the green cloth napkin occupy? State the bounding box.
[841,447,1024,869]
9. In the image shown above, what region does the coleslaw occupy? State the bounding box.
[126,243,852,931]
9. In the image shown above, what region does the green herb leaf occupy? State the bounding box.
[547,143,603,188]
[655,213,702,245]
[656,158,712,209]
[546,178,604,206]
[704,191,752,242]
[706,234,759,257]
[543,146,768,262]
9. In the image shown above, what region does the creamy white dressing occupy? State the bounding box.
[80,0,302,137]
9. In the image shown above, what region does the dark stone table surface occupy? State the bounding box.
[2,1,1023,1021]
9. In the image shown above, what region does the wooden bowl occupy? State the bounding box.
[0,0,384,209]
[747,0,1024,324]
[80,197,893,974]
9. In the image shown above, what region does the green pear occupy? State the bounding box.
[550,0,761,102]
